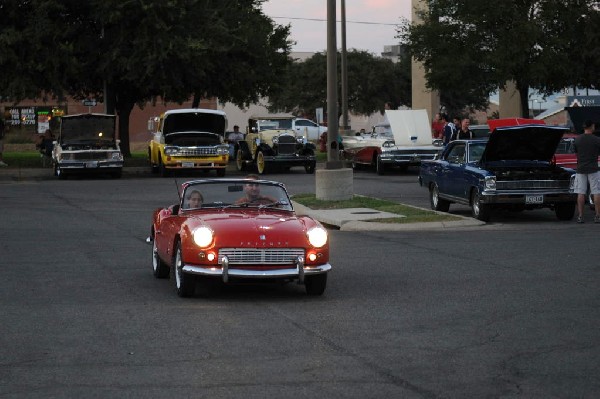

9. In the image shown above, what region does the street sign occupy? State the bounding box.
[82,99,97,107]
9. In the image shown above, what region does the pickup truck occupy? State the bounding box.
[419,121,576,222]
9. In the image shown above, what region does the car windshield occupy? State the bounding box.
[258,119,293,130]
[181,180,293,211]
[468,142,486,162]
[555,139,574,154]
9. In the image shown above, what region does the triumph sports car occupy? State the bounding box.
[149,178,331,297]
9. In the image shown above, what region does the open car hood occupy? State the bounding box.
[386,109,434,146]
[480,124,568,164]
[163,110,226,136]
[59,113,116,143]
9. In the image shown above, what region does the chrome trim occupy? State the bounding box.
[181,262,332,279]
[296,255,305,283]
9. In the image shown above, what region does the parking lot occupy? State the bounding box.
[1,171,599,398]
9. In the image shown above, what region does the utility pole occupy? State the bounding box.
[341,0,349,132]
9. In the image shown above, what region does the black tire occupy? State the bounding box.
[216,167,226,177]
[55,164,67,180]
[152,234,170,278]
[149,149,159,174]
[159,159,170,177]
[430,183,450,212]
[376,155,385,175]
[555,202,575,221]
[172,241,195,297]
[305,273,327,296]
[256,151,267,174]
[471,189,491,222]
[305,162,316,174]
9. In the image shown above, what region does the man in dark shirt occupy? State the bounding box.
[451,118,473,141]
[573,120,600,223]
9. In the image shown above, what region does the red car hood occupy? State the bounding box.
[194,211,314,248]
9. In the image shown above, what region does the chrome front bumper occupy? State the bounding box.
[182,255,331,283]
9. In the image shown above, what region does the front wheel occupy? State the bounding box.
[471,190,491,222]
[256,151,267,174]
[172,241,195,297]
[305,273,327,295]
[555,202,575,221]
[152,235,169,278]
[376,155,385,175]
[305,162,316,174]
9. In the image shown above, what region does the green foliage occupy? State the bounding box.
[0,0,293,155]
[267,50,411,119]
[400,0,599,117]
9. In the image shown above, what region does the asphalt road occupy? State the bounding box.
[1,172,599,398]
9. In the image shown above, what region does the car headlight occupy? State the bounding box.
[164,146,178,155]
[296,136,306,144]
[484,176,496,190]
[272,136,279,144]
[307,227,328,248]
[193,226,214,247]
[110,151,123,160]
[216,145,229,155]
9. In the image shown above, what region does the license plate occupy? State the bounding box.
[182,162,194,168]
[525,195,543,204]
[85,161,98,168]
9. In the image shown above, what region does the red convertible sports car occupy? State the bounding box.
[149,178,331,297]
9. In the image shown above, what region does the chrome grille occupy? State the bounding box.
[496,180,571,190]
[72,152,111,160]
[277,135,297,155]
[219,248,305,265]
[172,147,218,156]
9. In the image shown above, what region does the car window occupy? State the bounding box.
[446,144,466,163]
[468,143,486,162]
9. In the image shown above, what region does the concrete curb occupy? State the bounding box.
[292,201,485,231]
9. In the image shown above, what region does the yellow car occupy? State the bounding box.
[148,108,229,177]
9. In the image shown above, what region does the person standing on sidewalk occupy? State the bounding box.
[0,117,7,167]
[573,120,600,223]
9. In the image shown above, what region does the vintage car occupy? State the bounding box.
[342,109,443,175]
[52,113,123,179]
[147,108,230,177]
[236,116,317,174]
[149,178,331,297]
[418,123,577,222]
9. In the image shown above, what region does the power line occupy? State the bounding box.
[270,16,399,26]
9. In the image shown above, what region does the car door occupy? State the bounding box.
[443,143,469,198]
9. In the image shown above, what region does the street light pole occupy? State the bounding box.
[326,0,340,166]
[341,0,348,132]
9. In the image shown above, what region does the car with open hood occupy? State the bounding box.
[148,109,229,177]
[418,120,576,222]
[52,113,123,179]
[148,178,331,297]
[342,109,443,175]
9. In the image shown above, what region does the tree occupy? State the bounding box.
[399,0,597,117]
[0,0,292,155]
[267,49,411,120]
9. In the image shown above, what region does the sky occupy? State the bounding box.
[261,0,413,55]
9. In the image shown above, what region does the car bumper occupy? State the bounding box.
[183,256,331,283]
[379,153,439,165]
[480,191,576,204]
[163,157,228,169]
[262,155,316,164]
[56,160,124,170]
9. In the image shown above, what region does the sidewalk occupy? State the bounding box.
[0,165,484,231]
